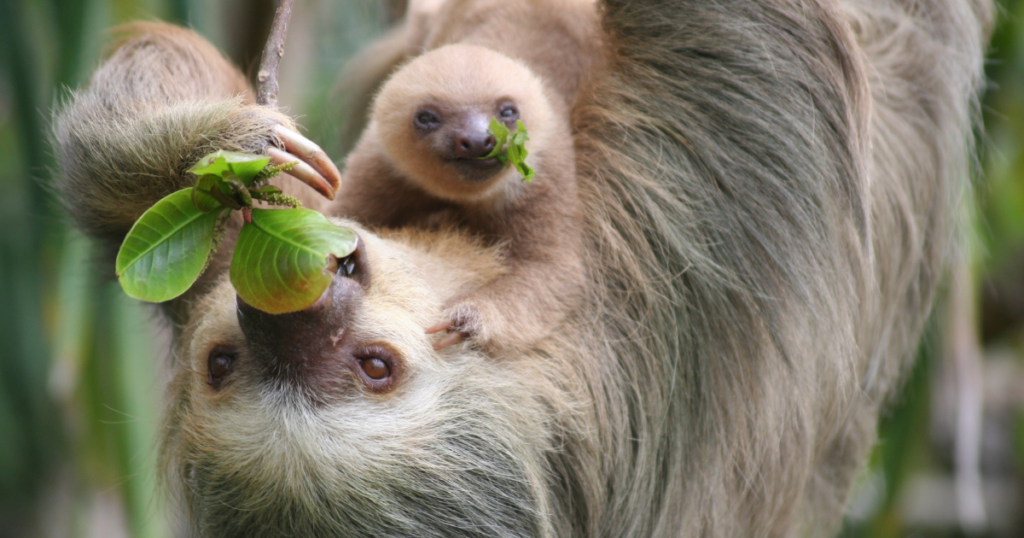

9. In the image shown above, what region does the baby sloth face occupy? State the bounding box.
[410,97,519,183]
[373,43,554,202]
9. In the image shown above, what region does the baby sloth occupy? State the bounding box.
[335,43,582,351]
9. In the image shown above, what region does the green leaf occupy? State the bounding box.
[223,176,253,208]
[481,118,510,160]
[480,118,533,181]
[191,174,225,213]
[231,209,358,314]
[115,188,221,302]
[507,120,533,182]
[188,150,270,185]
[510,123,529,147]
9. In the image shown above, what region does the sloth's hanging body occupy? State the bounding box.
[51,0,990,536]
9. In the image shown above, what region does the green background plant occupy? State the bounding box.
[2,0,1024,536]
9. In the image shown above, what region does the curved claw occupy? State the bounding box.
[425,320,454,335]
[427,315,476,350]
[427,319,465,349]
[427,304,481,350]
[433,331,468,351]
[267,147,335,201]
[273,125,342,192]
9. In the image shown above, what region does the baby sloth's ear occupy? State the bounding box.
[234,238,392,400]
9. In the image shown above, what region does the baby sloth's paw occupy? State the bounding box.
[426,303,482,351]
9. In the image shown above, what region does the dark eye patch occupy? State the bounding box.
[499,103,519,119]
[414,108,441,131]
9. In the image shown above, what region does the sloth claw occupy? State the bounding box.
[265,125,342,201]
[432,331,468,350]
[426,305,481,351]
[425,319,454,334]
[272,125,342,191]
[267,147,335,200]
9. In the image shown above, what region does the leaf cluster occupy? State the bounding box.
[480,118,535,182]
[115,151,356,313]
[190,151,301,212]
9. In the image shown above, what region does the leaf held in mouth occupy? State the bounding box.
[479,118,533,181]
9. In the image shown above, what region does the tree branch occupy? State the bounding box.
[256,0,296,108]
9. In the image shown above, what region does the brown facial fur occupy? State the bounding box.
[371,45,556,204]
[51,0,991,536]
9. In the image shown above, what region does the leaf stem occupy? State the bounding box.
[209,186,243,210]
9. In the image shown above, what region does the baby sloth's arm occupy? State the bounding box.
[429,185,583,351]
[332,130,457,229]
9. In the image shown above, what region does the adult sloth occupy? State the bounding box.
[53,0,990,536]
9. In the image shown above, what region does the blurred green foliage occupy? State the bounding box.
[841,1,1024,536]
[2,0,1024,537]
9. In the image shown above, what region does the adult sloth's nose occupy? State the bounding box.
[236,240,369,393]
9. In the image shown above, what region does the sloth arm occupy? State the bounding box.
[331,136,456,229]
[435,183,584,352]
[53,21,337,246]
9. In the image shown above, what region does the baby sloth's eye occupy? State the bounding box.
[499,103,519,120]
[207,346,237,389]
[414,109,441,130]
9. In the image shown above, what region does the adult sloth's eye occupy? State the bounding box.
[355,345,401,393]
[360,357,389,380]
[207,346,237,389]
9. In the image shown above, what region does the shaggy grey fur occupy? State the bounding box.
[51,0,990,536]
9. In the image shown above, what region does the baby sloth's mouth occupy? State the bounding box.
[448,156,505,182]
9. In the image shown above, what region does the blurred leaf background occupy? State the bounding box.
[0,0,1022,536]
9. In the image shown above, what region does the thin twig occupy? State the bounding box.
[256,0,296,108]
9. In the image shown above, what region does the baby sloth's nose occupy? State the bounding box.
[236,241,368,395]
[453,130,496,159]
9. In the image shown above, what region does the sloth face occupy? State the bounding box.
[162,221,552,537]
[408,97,520,184]
[373,43,554,203]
